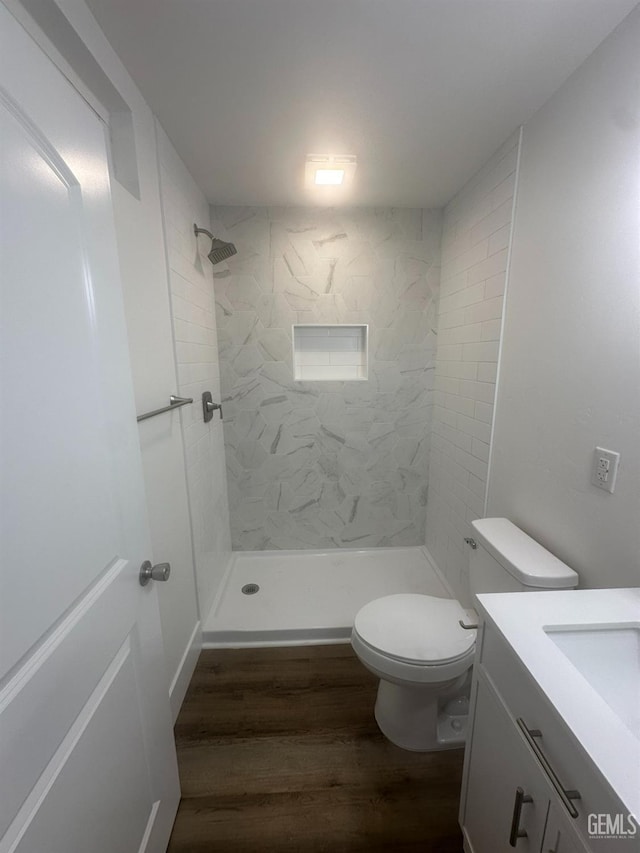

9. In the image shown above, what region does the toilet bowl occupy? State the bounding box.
[351,593,476,750]
[351,518,579,751]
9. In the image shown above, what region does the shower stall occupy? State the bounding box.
[203,205,448,644]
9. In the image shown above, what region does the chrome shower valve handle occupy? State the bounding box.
[202,391,222,422]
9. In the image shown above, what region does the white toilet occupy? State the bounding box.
[351,518,579,751]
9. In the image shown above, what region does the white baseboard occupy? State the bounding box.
[203,626,350,649]
[169,620,201,723]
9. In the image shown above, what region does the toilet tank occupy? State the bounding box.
[469,518,579,599]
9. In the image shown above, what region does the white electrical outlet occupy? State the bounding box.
[591,447,620,493]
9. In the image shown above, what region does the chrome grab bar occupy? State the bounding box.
[136,395,193,422]
[517,718,581,818]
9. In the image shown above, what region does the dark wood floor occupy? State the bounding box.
[168,644,465,852]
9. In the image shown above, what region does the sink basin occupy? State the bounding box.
[545,624,640,739]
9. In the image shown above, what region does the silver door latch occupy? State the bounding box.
[139,560,171,586]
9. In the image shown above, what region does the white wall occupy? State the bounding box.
[45,0,202,716]
[426,133,520,605]
[157,127,232,618]
[487,8,640,588]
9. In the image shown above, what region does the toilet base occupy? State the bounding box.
[373,675,469,752]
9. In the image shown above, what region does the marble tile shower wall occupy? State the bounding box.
[425,132,520,604]
[210,207,442,550]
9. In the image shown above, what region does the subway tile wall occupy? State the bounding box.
[211,207,442,550]
[156,123,231,617]
[293,325,368,381]
[425,131,520,605]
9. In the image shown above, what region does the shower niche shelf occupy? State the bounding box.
[292,324,368,381]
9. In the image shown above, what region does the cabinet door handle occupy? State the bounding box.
[509,786,533,846]
[517,718,581,818]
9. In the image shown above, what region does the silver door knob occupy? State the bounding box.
[139,560,171,586]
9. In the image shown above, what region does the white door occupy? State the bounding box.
[0,5,180,852]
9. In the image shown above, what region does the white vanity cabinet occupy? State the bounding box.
[543,804,595,853]
[463,676,556,852]
[460,617,631,853]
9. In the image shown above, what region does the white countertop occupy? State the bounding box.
[476,587,640,819]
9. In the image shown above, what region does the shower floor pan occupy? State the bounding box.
[203,546,451,648]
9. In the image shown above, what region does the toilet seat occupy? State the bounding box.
[353,593,476,665]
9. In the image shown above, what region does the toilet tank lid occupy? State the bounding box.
[471,518,579,589]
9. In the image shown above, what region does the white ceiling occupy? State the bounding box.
[85,0,638,208]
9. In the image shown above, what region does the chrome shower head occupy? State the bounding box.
[194,224,237,265]
[206,237,237,265]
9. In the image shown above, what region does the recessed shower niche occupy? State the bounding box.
[293,324,368,381]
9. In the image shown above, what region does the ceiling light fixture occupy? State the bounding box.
[314,168,345,186]
[305,155,357,189]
